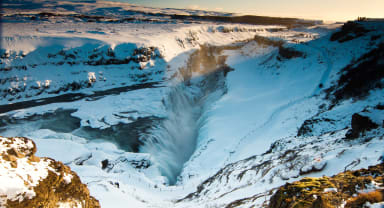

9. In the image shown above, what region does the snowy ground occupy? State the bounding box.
[1,1,384,208]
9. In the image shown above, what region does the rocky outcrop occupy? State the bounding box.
[277,46,304,60]
[269,163,384,208]
[0,45,163,102]
[327,42,384,103]
[330,21,369,43]
[0,136,100,208]
[345,113,379,139]
[297,118,334,137]
[1,46,162,71]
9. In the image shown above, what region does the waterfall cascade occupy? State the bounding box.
[139,45,232,184]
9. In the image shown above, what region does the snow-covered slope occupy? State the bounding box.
[1,1,384,207]
[175,21,384,207]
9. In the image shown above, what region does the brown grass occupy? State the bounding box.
[346,190,384,208]
[269,163,384,208]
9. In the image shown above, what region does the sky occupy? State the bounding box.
[114,0,384,21]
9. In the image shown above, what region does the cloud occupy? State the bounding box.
[186,4,223,12]
[187,4,207,10]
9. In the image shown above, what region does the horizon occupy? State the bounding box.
[2,0,384,22]
[107,0,384,22]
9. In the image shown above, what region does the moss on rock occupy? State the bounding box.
[0,136,100,208]
[269,163,384,208]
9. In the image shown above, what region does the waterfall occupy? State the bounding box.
[139,46,231,185]
[139,84,201,184]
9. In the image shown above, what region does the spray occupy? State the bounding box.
[139,45,231,185]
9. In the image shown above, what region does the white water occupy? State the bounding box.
[139,84,202,184]
[139,48,228,184]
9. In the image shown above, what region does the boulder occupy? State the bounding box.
[345,113,378,139]
[0,136,100,208]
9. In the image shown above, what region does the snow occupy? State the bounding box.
[63,173,73,184]
[357,180,383,194]
[57,201,83,208]
[0,137,35,155]
[366,202,384,208]
[0,22,275,108]
[1,2,384,207]
[33,136,89,164]
[87,72,96,84]
[323,188,338,193]
[180,37,330,181]
[7,86,167,130]
[0,137,51,204]
[179,22,384,189]
[70,87,167,129]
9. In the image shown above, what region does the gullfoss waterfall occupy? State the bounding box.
[139,46,231,184]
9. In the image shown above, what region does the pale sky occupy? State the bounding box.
[116,0,384,21]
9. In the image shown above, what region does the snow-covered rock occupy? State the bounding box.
[0,136,100,208]
[269,163,384,208]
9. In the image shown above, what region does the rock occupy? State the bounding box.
[300,160,327,175]
[345,113,378,139]
[297,118,335,137]
[269,163,384,208]
[0,136,100,208]
[330,21,369,42]
[375,104,384,110]
[30,155,40,163]
[297,119,320,137]
[7,147,25,158]
[3,154,18,168]
[312,196,331,208]
[327,43,384,103]
[277,46,304,60]
[101,159,109,170]
[351,113,378,131]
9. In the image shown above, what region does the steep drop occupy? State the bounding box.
[139,45,232,184]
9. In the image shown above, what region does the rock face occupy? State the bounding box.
[345,113,379,139]
[330,21,369,43]
[0,136,100,208]
[328,42,384,103]
[269,163,384,208]
[0,44,164,103]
